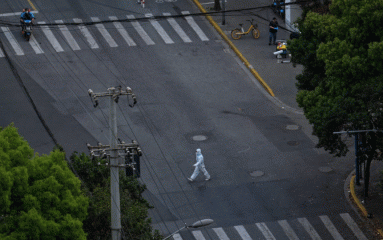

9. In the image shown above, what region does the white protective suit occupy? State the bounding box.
[190,148,210,180]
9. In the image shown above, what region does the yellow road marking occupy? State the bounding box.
[27,0,37,11]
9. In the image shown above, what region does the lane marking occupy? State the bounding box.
[0,11,38,17]
[192,230,206,240]
[38,21,64,52]
[213,227,230,240]
[126,15,155,45]
[297,218,322,240]
[234,225,253,240]
[172,233,183,240]
[109,16,136,46]
[340,213,368,240]
[181,11,209,41]
[91,17,118,48]
[163,13,192,43]
[319,215,344,240]
[55,20,80,51]
[1,27,24,55]
[145,13,174,44]
[0,48,4,57]
[200,0,227,4]
[73,18,99,49]
[27,0,37,11]
[255,222,277,240]
[278,220,300,240]
[29,35,44,54]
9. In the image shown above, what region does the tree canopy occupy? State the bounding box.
[0,124,89,239]
[288,0,383,196]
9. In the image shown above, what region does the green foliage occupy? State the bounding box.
[288,0,383,158]
[71,152,162,240]
[0,124,89,239]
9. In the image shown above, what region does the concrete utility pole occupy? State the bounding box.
[87,86,139,240]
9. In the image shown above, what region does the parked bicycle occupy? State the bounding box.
[231,19,260,40]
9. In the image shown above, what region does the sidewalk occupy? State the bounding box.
[191,0,383,238]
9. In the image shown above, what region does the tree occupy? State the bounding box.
[0,124,89,239]
[288,0,383,197]
[70,152,162,240]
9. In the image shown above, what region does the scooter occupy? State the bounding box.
[23,20,33,41]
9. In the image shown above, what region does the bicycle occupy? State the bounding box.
[231,19,260,40]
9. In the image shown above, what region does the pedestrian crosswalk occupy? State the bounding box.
[172,213,369,240]
[0,11,210,57]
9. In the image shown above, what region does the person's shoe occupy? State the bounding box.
[268,42,271,45]
[188,178,194,182]
[205,178,210,181]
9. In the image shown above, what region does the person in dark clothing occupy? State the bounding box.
[269,17,278,45]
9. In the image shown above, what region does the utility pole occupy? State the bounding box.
[87,86,139,240]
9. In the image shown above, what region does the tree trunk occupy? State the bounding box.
[214,0,221,11]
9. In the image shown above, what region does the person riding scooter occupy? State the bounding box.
[20,8,35,34]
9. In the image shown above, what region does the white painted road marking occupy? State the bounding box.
[73,18,99,49]
[91,17,118,47]
[1,27,24,55]
[181,11,209,41]
[319,215,344,240]
[256,222,276,240]
[0,48,4,57]
[234,225,253,240]
[29,35,44,54]
[109,16,136,46]
[278,220,300,240]
[163,13,192,43]
[298,218,322,240]
[340,213,368,240]
[38,21,64,52]
[0,11,38,17]
[172,233,183,240]
[127,15,155,45]
[192,230,206,240]
[55,20,81,51]
[145,13,174,44]
[213,227,230,240]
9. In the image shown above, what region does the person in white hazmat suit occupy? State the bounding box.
[188,148,210,182]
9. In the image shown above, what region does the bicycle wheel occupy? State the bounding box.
[231,29,242,40]
[252,28,260,39]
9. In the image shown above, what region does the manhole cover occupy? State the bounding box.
[286,125,299,130]
[192,135,208,141]
[318,167,333,173]
[287,141,300,146]
[250,170,264,177]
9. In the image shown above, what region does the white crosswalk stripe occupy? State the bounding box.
[127,15,155,45]
[340,213,368,240]
[298,218,322,240]
[256,222,276,240]
[181,11,209,41]
[319,215,344,240]
[1,27,24,55]
[29,35,44,54]
[173,233,183,240]
[163,13,192,43]
[145,13,174,44]
[55,20,81,51]
[109,16,136,47]
[278,220,299,240]
[73,18,99,49]
[91,17,118,47]
[234,225,252,240]
[38,21,64,52]
[192,230,206,240]
[213,227,230,240]
[0,48,4,57]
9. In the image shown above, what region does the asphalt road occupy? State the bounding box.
[0,0,376,239]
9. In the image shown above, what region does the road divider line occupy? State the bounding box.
[38,21,64,52]
[109,16,136,47]
[181,11,209,41]
[145,13,174,44]
[163,13,192,43]
[127,15,155,45]
[91,17,118,48]
[55,20,81,51]
[1,27,24,55]
[27,0,37,11]
[73,18,99,49]
[190,0,275,97]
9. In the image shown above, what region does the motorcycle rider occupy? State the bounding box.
[20,8,35,34]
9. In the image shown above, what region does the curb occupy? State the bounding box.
[349,174,383,238]
[191,0,275,97]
